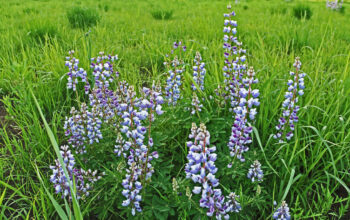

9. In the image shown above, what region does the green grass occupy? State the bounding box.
[293,4,313,20]
[0,0,350,219]
[67,6,100,29]
[151,9,174,20]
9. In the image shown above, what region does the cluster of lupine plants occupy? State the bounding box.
[49,4,306,219]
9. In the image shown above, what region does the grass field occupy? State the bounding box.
[0,0,349,219]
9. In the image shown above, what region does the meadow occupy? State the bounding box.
[0,0,350,219]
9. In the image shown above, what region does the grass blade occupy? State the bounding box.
[30,89,83,220]
[34,164,68,220]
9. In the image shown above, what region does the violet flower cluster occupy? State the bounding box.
[61,51,164,215]
[274,57,306,143]
[53,51,119,201]
[273,201,291,220]
[192,51,206,92]
[190,93,203,115]
[185,123,241,219]
[222,5,248,111]
[89,52,120,122]
[50,145,102,200]
[64,104,88,154]
[164,41,186,106]
[326,0,343,10]
[114,84,164,215]
[189,52,206,115]
[64,51,120,153]
[65,50,165,215]
[65,50,88,92]
[247,160,263,182]
[227,67,259,165]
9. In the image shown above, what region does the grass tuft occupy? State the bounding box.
[23,8,39,15]
[151,9,173,20]
[27,23,59,45]
[270,5,287,15]
[67,7,100,29]
[293,4,312,20]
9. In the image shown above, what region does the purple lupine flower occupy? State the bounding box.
[190,92,203,115]
[64,104,88,154]
[138,81,164,120]
[164,42,186,106]
[192,51,206,91]
[63,102,102,153]
[189,51,206,115]
[185,123,241,219]
[326,0,343,10]
[115,84,163,215]
[64,51,120,151]
[273,201,291,220]
[65,50,89,92]
[247,160,263,182]
[49,145,102,200]
[114,133,127,157]
[117,85,147,215]
[225,192,241,213]
[185,123,227,219]
[227,67,259,164]
[89,52,120,122]
[86,105,103,144]
[90,51,119,90]
[62,50,165,215]
[274,57,306,143]
[221,9,247,111]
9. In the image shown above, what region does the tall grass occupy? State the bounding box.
[0,0,349,219]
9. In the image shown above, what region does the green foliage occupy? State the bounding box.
[67,7,100,29]
[293,4,312,20]
[151,9,173,20]
[270,5,287,15]
[27,23,60,45]
[23,8,39,15]
[104,5,109,12]
[98,4,109,12]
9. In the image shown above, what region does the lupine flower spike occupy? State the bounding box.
[190,92,203,115]
[247,160,263,182]
[185,123,241,219]
[114,84,163,215]
[274,57,306,143]
[222,6,247,111]
[273,201,291,220]
[189,52,206,115]
[65,50,89,92]
[89,52,120,122]
[164,41,187,106]
[50,145,102,200]
[227,67,259,166]
[64,52,119,153]
[192,51,206,92]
